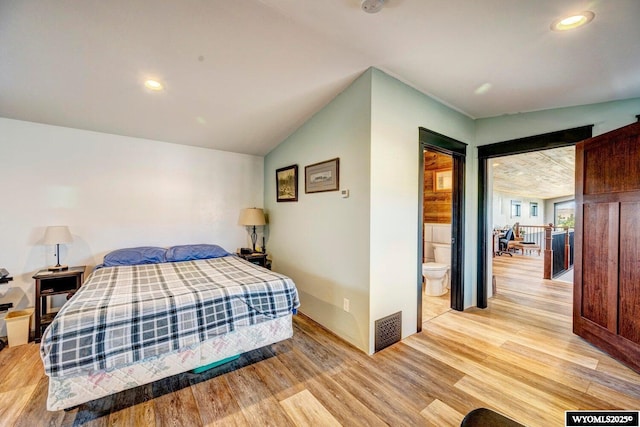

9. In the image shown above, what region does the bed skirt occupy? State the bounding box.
[46,314,293,411]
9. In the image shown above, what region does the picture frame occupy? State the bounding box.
[276,164,298,202]
[305,158,340,193]
[433,169,452,192]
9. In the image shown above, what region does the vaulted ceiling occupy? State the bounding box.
[1,1,639,156]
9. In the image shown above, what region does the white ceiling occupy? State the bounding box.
[1,1,639,156]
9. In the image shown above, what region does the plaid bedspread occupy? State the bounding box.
[40,256,299,378]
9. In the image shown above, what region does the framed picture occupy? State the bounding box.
[276,164,298,202]
[433,169,452,192]
[305,158,340,193]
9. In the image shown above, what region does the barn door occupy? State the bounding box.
[574,121,640,373]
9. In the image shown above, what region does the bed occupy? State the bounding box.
[39,244,300,411]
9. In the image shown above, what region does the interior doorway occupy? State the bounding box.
[476,125,593,307]
[422,148,454,323]
[417,128,466,332]
[490,146,576,295]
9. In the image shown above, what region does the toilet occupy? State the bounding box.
[422,262,449,296]
[432,242,452,289]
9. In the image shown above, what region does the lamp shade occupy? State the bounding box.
[238,208,266,226]
[43,226,73,245]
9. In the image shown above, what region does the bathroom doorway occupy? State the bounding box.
[422,148,453,322]
[417,128,466,331]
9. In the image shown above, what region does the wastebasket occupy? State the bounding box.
[5,308,34,347]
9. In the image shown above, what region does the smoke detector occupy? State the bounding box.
[361,0,384,14]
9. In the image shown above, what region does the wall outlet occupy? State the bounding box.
[343,298,350,312]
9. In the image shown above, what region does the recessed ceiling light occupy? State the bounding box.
[474,83,492,95]
[551,11,595,31]
[144,79,164,91]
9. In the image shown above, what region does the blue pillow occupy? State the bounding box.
[103,246,167,267]
[166,244,230,262]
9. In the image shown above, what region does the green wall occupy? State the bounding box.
[265,67,476,353]
[264,69,373,352]
[369,69,475,351]
[265,65,640,354]
[476,98,640,144]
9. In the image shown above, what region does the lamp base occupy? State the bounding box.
[48,265,69,272]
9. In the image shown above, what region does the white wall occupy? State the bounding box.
[492,191,545,228]
[424,223,452,262]
[0,118,263,335]
[264,70,372,352]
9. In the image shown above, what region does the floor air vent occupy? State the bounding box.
[374,311,402,352]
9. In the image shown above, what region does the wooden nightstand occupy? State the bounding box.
[237,252,270,269]
[33,266,85,342]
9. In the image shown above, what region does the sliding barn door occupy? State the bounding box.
[574,121,640,373]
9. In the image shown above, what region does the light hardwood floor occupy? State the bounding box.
[2,255,639,426]
[422,288,451,323]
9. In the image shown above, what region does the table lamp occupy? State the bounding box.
[43,226,73,271]
[238,208,266,252]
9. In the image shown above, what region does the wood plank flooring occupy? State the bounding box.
[422,289,450,323]
[2,255,639,426]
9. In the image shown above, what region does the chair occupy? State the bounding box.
[500,225,526,254]
[510,222,525,250]
[497,228,514,256]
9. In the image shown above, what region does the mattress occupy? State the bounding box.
[46,314,293,411]
[41,256,299,379]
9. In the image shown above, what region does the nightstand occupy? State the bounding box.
[237,252,270,269]
[0,276,13,313]
[33,266,85,342]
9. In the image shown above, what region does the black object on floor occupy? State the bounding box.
[461,408,525,427]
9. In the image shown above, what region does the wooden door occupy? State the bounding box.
[574,121,640,373]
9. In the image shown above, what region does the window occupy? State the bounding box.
[554,200,575,228]
[530,202,538,217]
[511,200,521,218]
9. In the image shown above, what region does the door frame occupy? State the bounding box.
[418,128,466,331]
[476,125,593,308]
